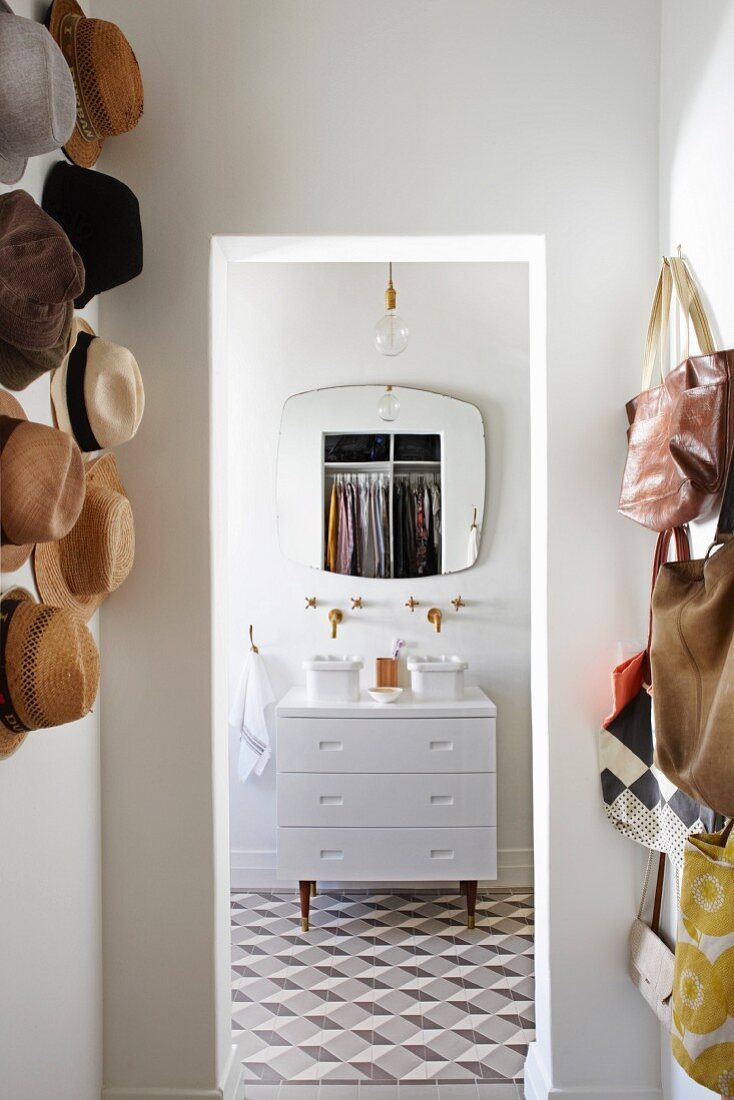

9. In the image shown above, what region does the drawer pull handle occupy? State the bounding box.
[429,740,453,751]
[430,795,454,805]
[319,741,343,751]
[320,850,344,860]
[319,795,343,805]
[430,849,455,859]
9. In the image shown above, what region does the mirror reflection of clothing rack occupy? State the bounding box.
[323,432,442,578]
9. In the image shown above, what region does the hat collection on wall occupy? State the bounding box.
[0,0,144,758]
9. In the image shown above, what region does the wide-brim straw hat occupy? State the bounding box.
[0,389,85,572]
[0,586,100,757]
[50,316,144,451]
[34,452,134,620]
[47,0,143,168]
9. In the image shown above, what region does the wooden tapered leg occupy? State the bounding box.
[459,880,467,895]
[299,880,311,932]
[466,880,478,929]
[311,881,317,897]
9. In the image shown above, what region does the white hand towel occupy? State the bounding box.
[229,648,275,782]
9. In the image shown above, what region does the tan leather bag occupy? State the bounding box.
[651,461,734,816]
[629,850,673,1030]
[619,256,734,531]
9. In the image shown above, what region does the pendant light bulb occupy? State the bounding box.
[374,263,409,357]
[378,385,400,422]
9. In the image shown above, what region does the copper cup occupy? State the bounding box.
[376,657,398,688]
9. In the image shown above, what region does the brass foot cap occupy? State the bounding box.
[467,915,476,929]
[301,918,309,932]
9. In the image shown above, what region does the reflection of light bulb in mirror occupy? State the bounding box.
[378,385,400,422]
[374,262,409,356]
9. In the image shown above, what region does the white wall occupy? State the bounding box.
[0,7,101,1099]
[92,2,662,1097]
[658,4,734,1097]
[226,260,532,887]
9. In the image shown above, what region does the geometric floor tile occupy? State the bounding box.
[232,889,534,1086]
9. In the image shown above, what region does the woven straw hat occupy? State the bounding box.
[50,317,144,451]
[47,0,143,168]
[0,586,100,756]
[0,390,85,572]
[34,452,134,620]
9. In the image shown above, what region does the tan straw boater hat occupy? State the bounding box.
[47,0,144,168]
[0,585,100,757]
[34,452,134,620]
[50,317,144,451]
[0,390,85,572]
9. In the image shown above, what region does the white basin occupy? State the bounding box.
[303,655,364,702]
[407,655,468,700]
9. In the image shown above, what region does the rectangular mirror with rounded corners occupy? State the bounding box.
[276,385,485,577]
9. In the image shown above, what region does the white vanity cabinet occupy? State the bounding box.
[275,687,497,929]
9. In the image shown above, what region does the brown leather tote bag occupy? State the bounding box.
[619,256,734,532]
[650,461,734,817]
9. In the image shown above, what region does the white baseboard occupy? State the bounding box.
[524,1041,662,1100]
[230,847,533,890]
[103,1045,243,1100]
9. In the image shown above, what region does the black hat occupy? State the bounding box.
[42,162,142,308]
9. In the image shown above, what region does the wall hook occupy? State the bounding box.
[405,596,420,612]
[305,597,317,610]
[249,624,259,653]
[451,596,466,612]
[350,597,363,610]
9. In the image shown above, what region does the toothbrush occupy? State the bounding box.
[391,638,405,660]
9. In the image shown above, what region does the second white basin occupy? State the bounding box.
[407,655,468,700]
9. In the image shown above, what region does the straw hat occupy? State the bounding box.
[34,452,134,621]
[47,0,143,168]
[0,586,100,757]
[50,317,144,451]
[0,390,85,571]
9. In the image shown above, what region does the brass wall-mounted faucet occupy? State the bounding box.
[405,596,420,612]
[328,608,343,639]
[451,596,466,612]
[427,607,442,633]
[350,597,363,610]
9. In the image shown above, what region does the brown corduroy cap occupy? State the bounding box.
[0,391,85,572]
[0,586,100,756]
[47,0,144,168]
[0,190,84,353]
[35,452,134,621]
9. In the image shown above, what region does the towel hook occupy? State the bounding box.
[249,624,259,653]
[471,507,478,530]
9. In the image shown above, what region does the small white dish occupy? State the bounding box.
[367,687,403,705]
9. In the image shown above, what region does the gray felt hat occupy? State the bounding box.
[0,2,76,184]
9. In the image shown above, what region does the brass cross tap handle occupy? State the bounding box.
[351,597,363,610]
[405,596,420,612]
[305,597,317,609]
[451,596,466,612]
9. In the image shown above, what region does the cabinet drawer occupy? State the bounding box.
[277,717,495,773]
[277,772,496,827]
[277,826,497,881]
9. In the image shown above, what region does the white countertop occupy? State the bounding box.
[276,685,496,718]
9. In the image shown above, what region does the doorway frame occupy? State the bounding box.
[209,234,549,1091]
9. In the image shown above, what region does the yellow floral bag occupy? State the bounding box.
[672,821,734,1094]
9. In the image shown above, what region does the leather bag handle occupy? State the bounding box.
[638,849,667,936]
[647,526,690,653]
[641,256,716,390]
[667,256,716,360]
